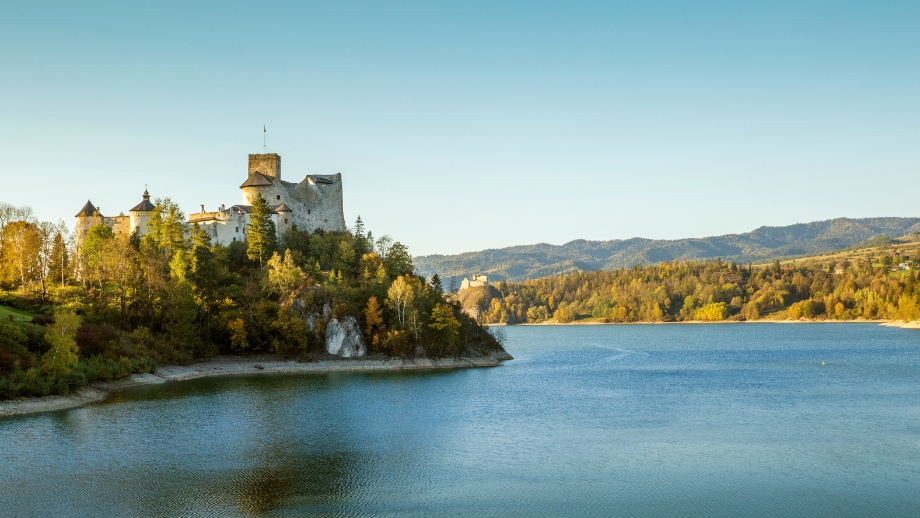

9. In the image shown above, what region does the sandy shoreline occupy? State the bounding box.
[0,353,513,418]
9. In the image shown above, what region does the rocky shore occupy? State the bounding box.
[0,352,514,418]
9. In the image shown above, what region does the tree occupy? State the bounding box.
[383,241,413,277]
[82,223,115,298]
[279,225,308,257]
[164,251,200,356]
[144,198,187,256]
[267,249,304,302]
[353,215,366,240]
[33,221,56,300]
[227,318,249,351]
[430,274,444,298]
[364,296,385,348]
[246,192,277,266]
[109,232,139,321]
[1,221,41,292]
[428,303,460,355]
[42,309,81,372]
[386,275,415,328]
[187,226,221,341]
[49,231,70,287]
[0,202,35,239]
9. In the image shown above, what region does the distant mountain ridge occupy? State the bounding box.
[415,217,920,283]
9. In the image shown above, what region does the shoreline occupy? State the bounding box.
[492,319,918,327]
[0,353,513,418]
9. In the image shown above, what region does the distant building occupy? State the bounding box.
[834,265,845,275]
[460,275,489,290]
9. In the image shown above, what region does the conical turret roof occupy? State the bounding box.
[130,189,155,212]
[75,200,98,217]
[240,171,274,188]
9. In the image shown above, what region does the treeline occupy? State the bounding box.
[0,195,494,399]
[475,257,920,324]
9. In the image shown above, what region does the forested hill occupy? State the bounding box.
[415,217,920,283]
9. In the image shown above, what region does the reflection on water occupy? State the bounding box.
[2,324,920,517]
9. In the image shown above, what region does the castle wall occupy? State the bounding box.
[189,209,284,247]
[241,173,346,233]
[106,216,131,236]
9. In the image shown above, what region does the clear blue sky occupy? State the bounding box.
[1,1,917,256]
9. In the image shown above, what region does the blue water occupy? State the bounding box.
[2,324,919,517]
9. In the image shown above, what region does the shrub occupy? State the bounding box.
[694,302,728,321]
[0,343,33,375]
[11,322,51,355]
[30,314,54,326]
[76,324,119,358]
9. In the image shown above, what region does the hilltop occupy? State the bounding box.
[416,217,920,283]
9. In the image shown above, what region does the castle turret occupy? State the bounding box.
[129,189,155,235]
[274,203,293,235]
[75,200,103,248]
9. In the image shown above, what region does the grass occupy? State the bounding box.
[0,305,34,322]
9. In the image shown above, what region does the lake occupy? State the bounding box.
[2,323,920,517]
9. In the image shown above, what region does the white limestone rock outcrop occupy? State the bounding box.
[325,316,366,357]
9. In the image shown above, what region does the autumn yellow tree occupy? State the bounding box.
[364,296,385,348]
[386,275,415,328]
[268,249,304,303]
[694,302,728,321]
[1,220,42,291]
[42,309,82,372]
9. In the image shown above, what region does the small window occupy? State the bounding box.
[284,219,288,224]
[308,209,311,215]
[232,237,236,242]
[235,227,239,232]
[276,195,281,200]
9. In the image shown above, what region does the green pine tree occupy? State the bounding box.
[49,232,69,287]
[246,192,277,267]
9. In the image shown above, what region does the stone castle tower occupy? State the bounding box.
[188,152,347,246]
[239,153,346,234]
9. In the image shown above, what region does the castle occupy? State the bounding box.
[460,275,489,291]
[74,190,155,245]
[76,152,346,247]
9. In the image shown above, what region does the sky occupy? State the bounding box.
[1,1,918,256]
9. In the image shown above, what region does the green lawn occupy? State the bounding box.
[0,305,34,322]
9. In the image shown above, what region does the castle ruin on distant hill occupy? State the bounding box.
[75,152,346,248]
[460,275,489,291]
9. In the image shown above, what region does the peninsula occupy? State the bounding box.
[0,151,509,405]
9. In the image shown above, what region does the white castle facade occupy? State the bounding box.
[75,152,346,247]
